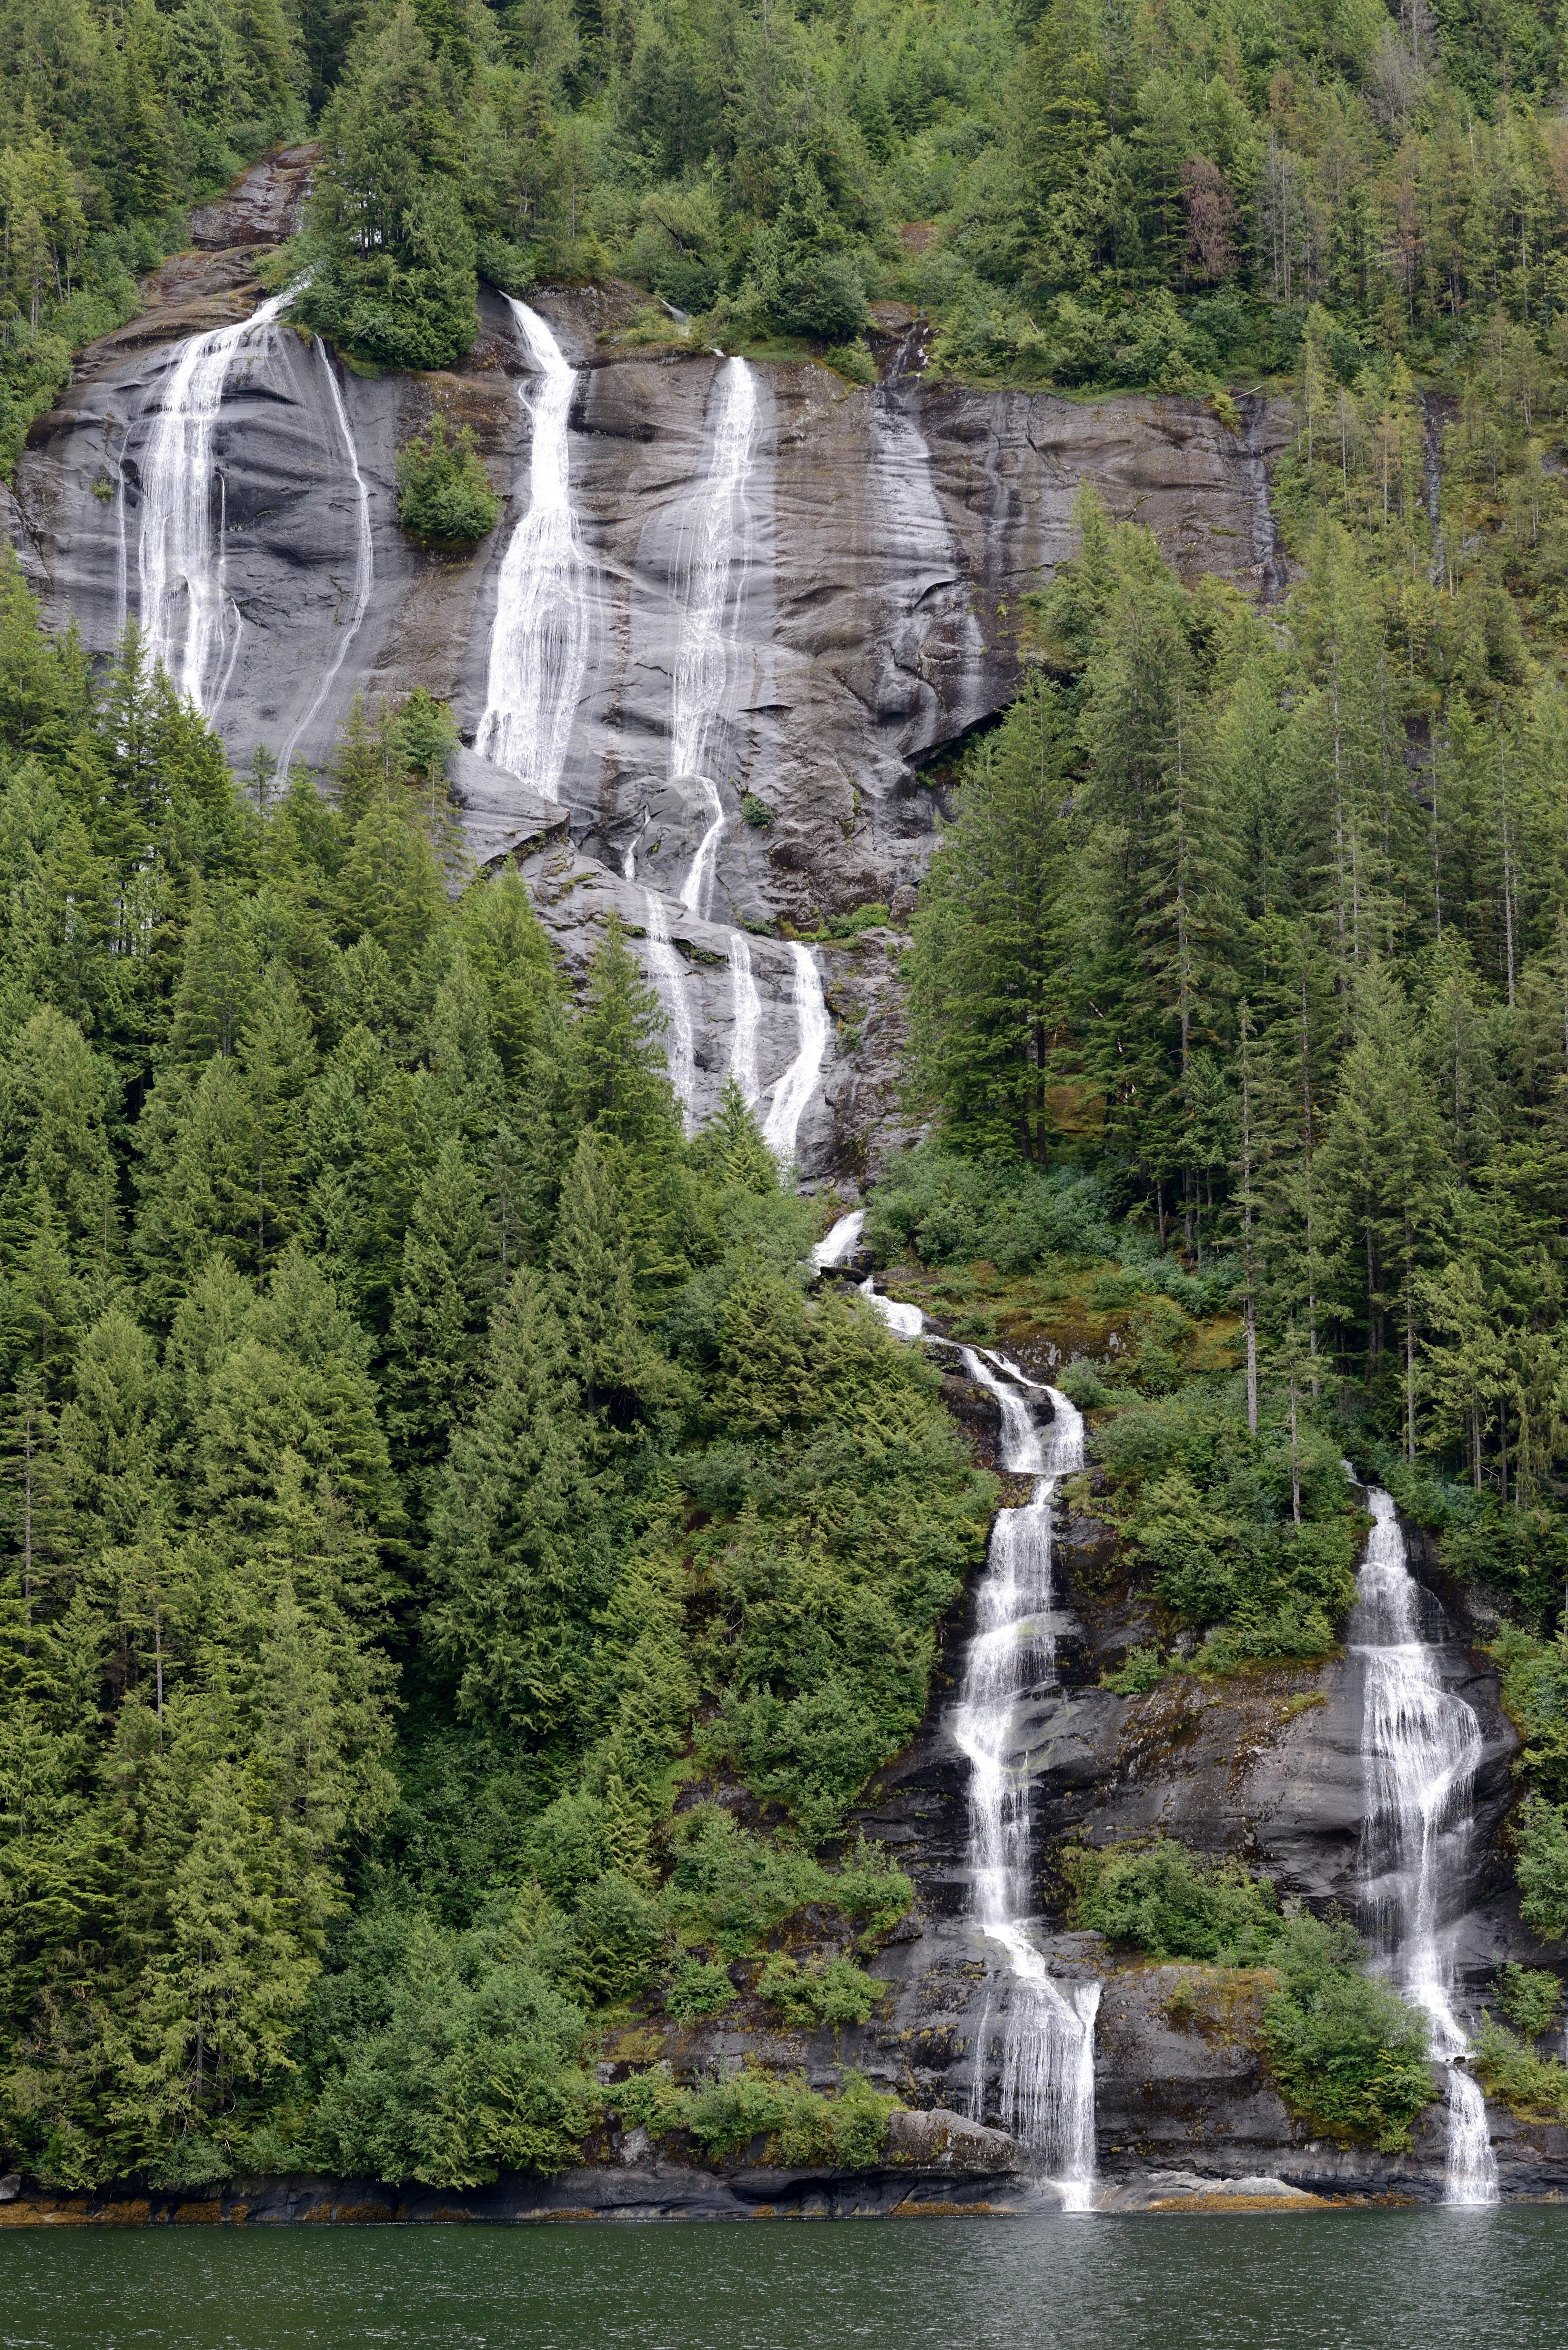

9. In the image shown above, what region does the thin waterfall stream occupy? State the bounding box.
[1352,1484,1497,2206]
[952,1351,1100,2206]
[275,336,374,775]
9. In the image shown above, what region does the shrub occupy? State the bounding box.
[741,792,773,829]
[1516,1796,1568,1941]
[1066,1838,1282,1964]
[1474,2018,1568,2119]
[297,1904,597,2186]
[1496,1963,1563,2040]
[614,2065,896,2167]
[755,1953,885,2027]
[824,340,877,385]
[662,1808,911,1960]
[771,251,867,342]
[1260,1911,1432,2153]
[395,416,501,549]
[664,1959,738,2024]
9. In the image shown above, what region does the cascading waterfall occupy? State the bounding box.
[136,287,295,709]
[639,356,828,1157]
[1352,1485,1498,2207]
[275,336,374,776]
[477,299,592,800]
[811,1209,864,1271]
[953,1351,1100,2208]
[671,357,757,923]
[858,1275,924,1339]
[761,942,829,1163]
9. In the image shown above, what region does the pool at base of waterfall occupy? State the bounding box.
[4,2208,1566,2350]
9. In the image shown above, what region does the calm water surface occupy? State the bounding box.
[2,2211,1564,2350]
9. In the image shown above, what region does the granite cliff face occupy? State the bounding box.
[8,155,1290,1171]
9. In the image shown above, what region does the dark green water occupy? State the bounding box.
[2,2212,1566,2350]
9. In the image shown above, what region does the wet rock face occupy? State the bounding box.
[9,165,1292,1171]
[12,202,1287,926]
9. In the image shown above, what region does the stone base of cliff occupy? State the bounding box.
[0,2161,1048,2227]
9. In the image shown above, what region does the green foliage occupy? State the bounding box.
[294,1896,598,2185]
[663,1959,738,2024]
[1095,1388,1358,1658]
[754,1952,885,2028]
[0,568,947,2190]
[1493,1629,1568,1804]
[1516,1797,1568,1942]
[1261,1912,1433,2154]
[395,417,501,549]
[1067,1838,1282,1964]
[611,2063,896,2169]
[1474,2017,1568,2120]
[662,1809,911,1962]
[1495,1963,1563,2040]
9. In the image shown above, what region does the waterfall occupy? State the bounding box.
[858,1275,924,1338]
[671,357,758,920]
[275,336,374,776]
[953,1351,1100,2208]
[643,891,695,1124]
[476,299,590,802]
[728,932,761,1102]
[762,943,828,1164]
[812,1210,864,1271]
[136,287,295,709]
[1352,1486,1497,2206]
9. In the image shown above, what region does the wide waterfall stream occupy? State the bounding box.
[476,299,592,799]
[1352,1485,1498,2205]
[630,351,828,1156]
[953,1353,1100,2205]
[134,286,296,708]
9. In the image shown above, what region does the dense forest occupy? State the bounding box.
[10,0,1568,437]
[7,0,1568,2195]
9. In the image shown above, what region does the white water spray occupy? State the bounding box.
[858,1275,924,1339]
[670,357,757,920]
[476,300,590,802]
[136,287,295,708]
[275,337,374,776]
[812,1210,864,1271]
[1353,1486,1497,2206]
[953,1353,1099,2207]
[762,942,828,1164]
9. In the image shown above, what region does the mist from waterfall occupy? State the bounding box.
[953,1351,1099,2208]
[476,299,591,802]
[135,287,295,710]
[1352,1486,1497,2206]
[275,336,374,775]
